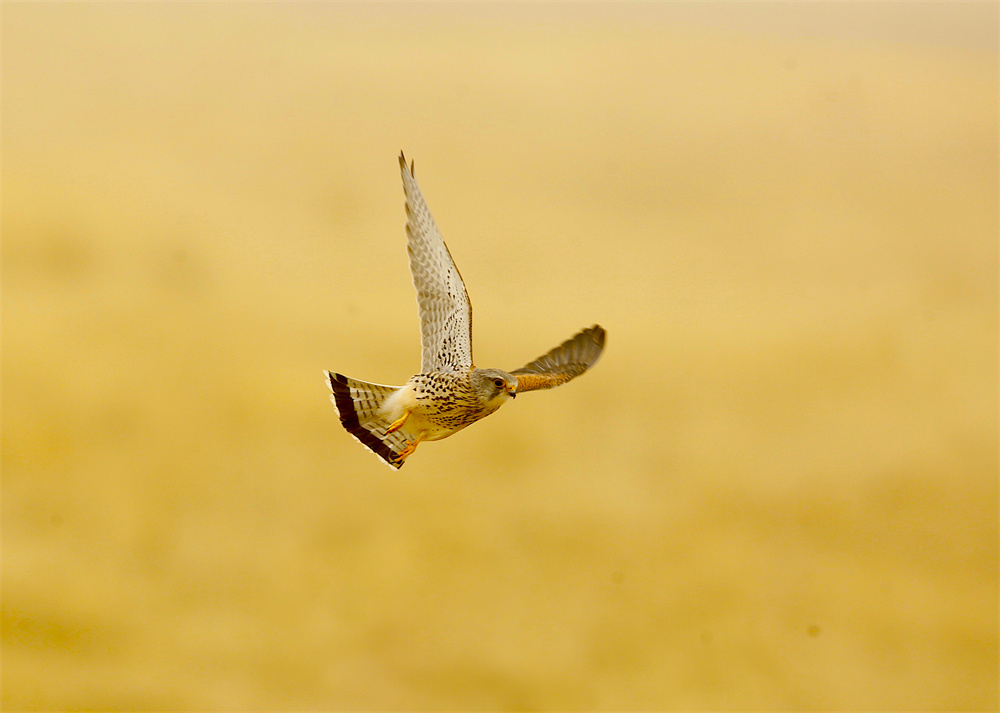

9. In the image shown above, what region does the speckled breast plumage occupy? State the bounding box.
[408,372,501,430]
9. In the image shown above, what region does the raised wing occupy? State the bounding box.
[399,152,474,374]
[511,325,606,393]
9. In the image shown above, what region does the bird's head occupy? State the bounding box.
[471,368,518,404]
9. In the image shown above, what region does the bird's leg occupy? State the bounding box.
[394,432,425,463]
[385,410,410,434]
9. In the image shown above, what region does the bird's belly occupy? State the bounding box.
[386,374,506,442]
[401,412,459,441]
[407,401,503,441]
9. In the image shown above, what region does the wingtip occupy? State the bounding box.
[569,324,606,368]
[572,325,605,350]
[398,151,414,176]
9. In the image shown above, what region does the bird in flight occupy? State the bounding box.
[325,153,606,469]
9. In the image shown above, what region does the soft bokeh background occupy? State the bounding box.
[4,3,997,710]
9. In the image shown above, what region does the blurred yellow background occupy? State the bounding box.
[3,3,997,710]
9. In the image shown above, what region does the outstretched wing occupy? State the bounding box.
[399,152,473,374]
[511,325,606,393]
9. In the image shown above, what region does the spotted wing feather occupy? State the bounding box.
[399,153,474,374]
[511,325,606,392]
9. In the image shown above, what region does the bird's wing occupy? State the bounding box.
[511,325,606,392]
[399,152,474,374]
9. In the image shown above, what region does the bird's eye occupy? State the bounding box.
[493,378,505,389]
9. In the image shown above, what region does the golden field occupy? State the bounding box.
[3,4,997,710]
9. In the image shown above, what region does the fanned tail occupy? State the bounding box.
[324,372,410,469]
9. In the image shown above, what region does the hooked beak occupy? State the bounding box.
[507,388,517,399]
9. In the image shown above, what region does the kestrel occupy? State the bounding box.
[325,153,606,469]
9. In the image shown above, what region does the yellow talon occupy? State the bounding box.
[385,410,410,434]
[393,432,425,463]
